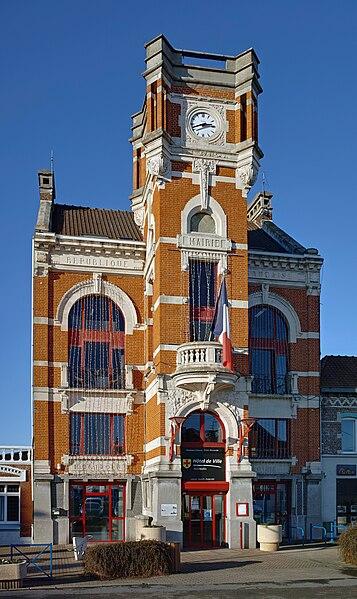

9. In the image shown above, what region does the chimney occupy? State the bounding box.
[247,191,273,227]
[35,170,55,232]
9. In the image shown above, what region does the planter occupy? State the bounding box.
[257,524,282,551]
[140,525,166,542]
[0,561,27,589]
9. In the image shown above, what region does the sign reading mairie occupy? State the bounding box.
[181,447,225,481]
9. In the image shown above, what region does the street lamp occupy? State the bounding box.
[237,417,256,461]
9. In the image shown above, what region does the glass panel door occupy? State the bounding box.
[214,494,224,547]
[190,495,201,546]
[84,493,109,540]
[183,493,225,548]
[202,495,213,545]
[276,483,289,537]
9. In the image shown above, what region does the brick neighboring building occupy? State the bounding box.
[32,35,323,548]
[321,356,357,528]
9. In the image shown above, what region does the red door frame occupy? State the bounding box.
[253,480,290,535]
[69,482,126,542]
[183,492,226,548]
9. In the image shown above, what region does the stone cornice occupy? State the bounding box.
[249,251,322,291]
[33,233,145,276]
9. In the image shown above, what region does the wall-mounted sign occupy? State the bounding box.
[336,465,356,476]
[160,504,178,517]
[181,447,224,481]
[236,502,249,517]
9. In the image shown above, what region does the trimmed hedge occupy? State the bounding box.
[83,540,174,579]
[338,524,357,566]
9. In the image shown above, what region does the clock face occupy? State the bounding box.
[190,111,217,138]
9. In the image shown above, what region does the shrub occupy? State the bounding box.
[83,540,174,580]
[338,524,357,566]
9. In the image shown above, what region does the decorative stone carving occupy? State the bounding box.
[181,249,228,275]
[147,155,171,186]
[134,207,144,229]
[93,272,102,294]
[62,454,133,477]
[262,283,269,303]
[34,250,49,277]
[197,378,216,411]
[237,164,259,197]
[167,389,195,417]
[192,158,216,210]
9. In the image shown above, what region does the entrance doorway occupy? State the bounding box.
[253,481,290,538]
[69,483,125,542]
[183,493,225,548]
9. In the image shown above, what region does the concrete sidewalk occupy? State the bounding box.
[0,543,357,596]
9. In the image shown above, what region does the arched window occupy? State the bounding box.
[189,259,217,342]
[190,212,216,234]
[249,305,289,395]
[68,296,125,389]
[181,411,224,444]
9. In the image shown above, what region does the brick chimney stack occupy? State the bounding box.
[35,170,55,232]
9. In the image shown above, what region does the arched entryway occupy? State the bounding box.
[181,410,228,548]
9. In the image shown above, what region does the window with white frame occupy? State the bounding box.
[341,417,357,453]
[0,484,20,523]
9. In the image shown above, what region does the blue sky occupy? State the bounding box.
[0,0,356,444]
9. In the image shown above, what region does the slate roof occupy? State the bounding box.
[248,227,289,253]
[51,204,142,241]
[50,204,307,255]
[321,356,357,391]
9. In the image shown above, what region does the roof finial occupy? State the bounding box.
[50,150,54,174]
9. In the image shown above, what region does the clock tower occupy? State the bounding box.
[130,35,263,548]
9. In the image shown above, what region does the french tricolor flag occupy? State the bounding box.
[210,278,233,372]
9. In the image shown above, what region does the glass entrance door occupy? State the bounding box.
[183,493,225,548]
[70,483,125,542]
[253,481,290,538]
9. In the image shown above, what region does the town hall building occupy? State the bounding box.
[32,35,323,548]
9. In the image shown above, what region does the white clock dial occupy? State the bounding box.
[190,112,217,138]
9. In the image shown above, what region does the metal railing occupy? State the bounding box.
[251,375,288,395]
[68,368,125,389]
[10,544,53,579]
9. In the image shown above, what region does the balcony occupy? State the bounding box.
[250,373,299,396]
[172,341,237,394]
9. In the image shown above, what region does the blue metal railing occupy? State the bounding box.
[309,524,327,544]
[10,544,53,579]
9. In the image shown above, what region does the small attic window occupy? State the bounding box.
[190,212,216,234]
[42,177,50,185]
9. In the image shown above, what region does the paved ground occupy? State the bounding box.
[1,543,357,598]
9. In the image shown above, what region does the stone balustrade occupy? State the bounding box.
[0,447,32,464]
[176,342,223,369]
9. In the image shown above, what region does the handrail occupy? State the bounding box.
[309,524,327,544]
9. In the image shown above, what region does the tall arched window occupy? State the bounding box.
[249,305,289,395]
[68,296,125,389]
